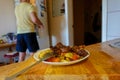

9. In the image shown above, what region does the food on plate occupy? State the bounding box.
[37,48,53,58]
[44,42,88,62]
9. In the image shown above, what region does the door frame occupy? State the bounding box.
[65,0,74,46]
[102,0,107,42]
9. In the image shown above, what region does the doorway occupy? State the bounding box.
[73,0,102,45]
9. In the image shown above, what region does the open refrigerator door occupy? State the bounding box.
[33,0,50,49]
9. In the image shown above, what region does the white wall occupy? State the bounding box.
[0,0,16,37]
[102,0,120,41]
[48,0,73,46]
[65,0,73,46]
[102,0,107,42]
[0,0,16,62]
[107,0,120,40]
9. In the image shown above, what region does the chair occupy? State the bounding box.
[4,52,19,64]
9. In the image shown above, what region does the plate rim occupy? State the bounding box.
[33,48,90,66]
[33,48,51,61]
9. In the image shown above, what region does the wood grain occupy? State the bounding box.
[0,42,16,51]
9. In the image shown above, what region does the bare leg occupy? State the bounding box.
[19,52,26,62]
[30,52,35,56]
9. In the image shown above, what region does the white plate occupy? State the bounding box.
[33,48,90,66]
[33,48,51,61]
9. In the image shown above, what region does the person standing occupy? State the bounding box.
[15,0,44,62]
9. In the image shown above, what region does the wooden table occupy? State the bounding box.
[0,39,120,80]
[0,42,16,51]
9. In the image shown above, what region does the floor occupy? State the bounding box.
[0,54,29,67]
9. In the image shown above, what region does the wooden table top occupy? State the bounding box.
[0,42,16,49]
[1,39,120,80]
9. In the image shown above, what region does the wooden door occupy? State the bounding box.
[73,0,84,45]
[73,0,102,45]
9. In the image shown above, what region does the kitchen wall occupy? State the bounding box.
[47,0,73,46]
[0,0,73,62]
[0,0,16,63]
[0,0,16,37]
[107,0,120,40]
[102,0,120,41]
[47,0,66,46]
[0,0,73,46]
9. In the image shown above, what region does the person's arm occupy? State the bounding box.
[30,12,44,28]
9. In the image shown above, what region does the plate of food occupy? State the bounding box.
[33,42,90,66]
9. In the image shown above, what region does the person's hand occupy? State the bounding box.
[38,23,44,33]
[38,23,44,29]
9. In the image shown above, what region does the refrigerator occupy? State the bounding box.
[35,0,50,49]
